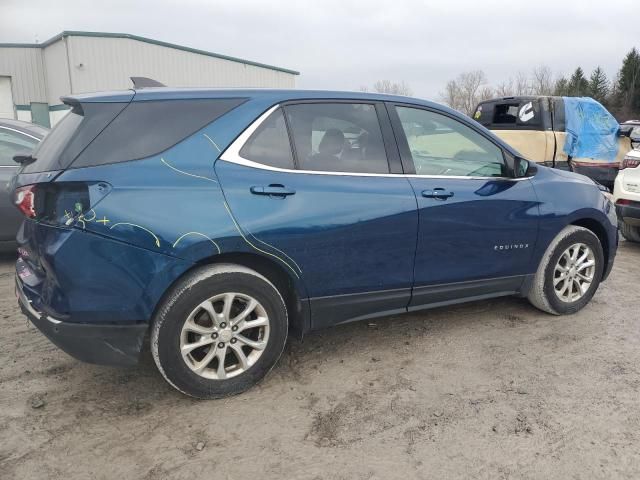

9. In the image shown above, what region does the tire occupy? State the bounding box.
[619,221,640,243]
[527,226,604,315]
[151,264,288,399]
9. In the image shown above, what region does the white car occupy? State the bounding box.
[613,129,640,242]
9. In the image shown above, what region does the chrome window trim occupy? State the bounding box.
[219,104,530,182]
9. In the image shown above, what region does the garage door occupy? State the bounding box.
[0,77,15,119]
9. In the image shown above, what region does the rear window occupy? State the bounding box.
[25,112,83,172]
[474,100,542,130]
[23,97,246,173]
[71,98,246,168]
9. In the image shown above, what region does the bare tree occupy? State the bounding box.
[531,65,554,95]
[440,70,488,116]
[514,71,531,95]
[370,80,413,96]
[495,79,515,97]
[478,86,495,102]
[441,79,464,112]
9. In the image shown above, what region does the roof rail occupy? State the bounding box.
[130,77,166,89]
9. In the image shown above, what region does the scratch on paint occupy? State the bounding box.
[203,133,222,153]
[173,231,221,254]
[161,157,218,183]
[223,201,300,279]
[110,222,161,248]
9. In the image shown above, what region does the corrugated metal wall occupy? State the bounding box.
[0,32,297,120]
[42,39,72,105]
[0,47,47,105]
[67,36,295,96]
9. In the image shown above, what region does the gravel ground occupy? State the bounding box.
[1,241,639,480]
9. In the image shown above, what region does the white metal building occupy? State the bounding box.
[0,31,299,127]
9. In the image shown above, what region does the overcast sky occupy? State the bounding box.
[1,0,636,100]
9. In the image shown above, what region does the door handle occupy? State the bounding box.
[422,188,454,200]
[250,184,296,197]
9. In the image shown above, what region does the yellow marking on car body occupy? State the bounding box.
[110,222,161,248]
[223,201,300,279]
[249,233,302,274]
[83,209,97,222]
[172,231,221,254]
[160,157,218,183]
[203,133,222,153]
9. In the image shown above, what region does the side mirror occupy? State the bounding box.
[514,157,530,177]
[504,151,530,178]
[12,152,34,165]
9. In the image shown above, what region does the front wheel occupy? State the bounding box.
[528,226,604,315]
[151,264,288,399]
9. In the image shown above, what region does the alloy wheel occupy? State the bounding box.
[179,293,270,379]
[553,243,596,303]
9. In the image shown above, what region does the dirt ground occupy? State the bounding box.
[1,241,639,480]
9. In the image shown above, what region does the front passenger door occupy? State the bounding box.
[388,105,540,308]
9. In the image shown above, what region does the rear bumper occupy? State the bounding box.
[16,277,147,366]
[616,202,640,227]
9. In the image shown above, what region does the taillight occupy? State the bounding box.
[14,185,36,218]
[621,156,640,170]
[616,199,631,205]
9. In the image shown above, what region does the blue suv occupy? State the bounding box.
[13,87,618,398]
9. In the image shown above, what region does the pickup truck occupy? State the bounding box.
[473,96,631,189]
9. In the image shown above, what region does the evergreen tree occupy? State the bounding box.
[588,67,609,103]
[615,47,640,117]
[554,77,570,96]
[567,68,589,96]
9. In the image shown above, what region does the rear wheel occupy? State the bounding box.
[619,221,640,243]
[528,226,604,315]
[151,264,288,399]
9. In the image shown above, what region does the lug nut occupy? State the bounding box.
[232,325,238,332]
[220,322,227,328]
[230,338,237,344]
[212,332,218,339]
[218,342,225,348]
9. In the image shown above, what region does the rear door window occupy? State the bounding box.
[284,103,390,174]
[239,108,294,169]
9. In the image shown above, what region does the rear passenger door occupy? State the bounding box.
[216,101,418,328]
[388,104,539,308]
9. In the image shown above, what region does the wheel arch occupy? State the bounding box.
[570,217,611,279]
[152,251,310,337]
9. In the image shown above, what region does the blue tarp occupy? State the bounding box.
[563,97,619,161]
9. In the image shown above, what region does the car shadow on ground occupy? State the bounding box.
[53,294,541,409]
